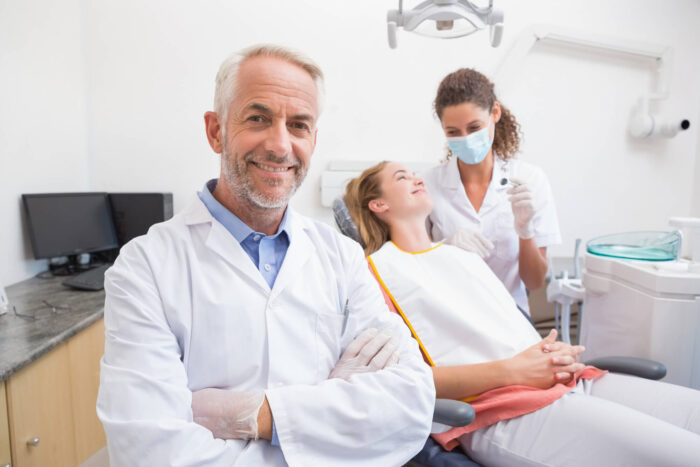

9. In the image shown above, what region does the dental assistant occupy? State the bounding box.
[96,45,435,467]
[422,68,561,313]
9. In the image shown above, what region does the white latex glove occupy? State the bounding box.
[329,327,400,381]
[191,388,265,440]
[507,176,536,239]
[446,228,495,259]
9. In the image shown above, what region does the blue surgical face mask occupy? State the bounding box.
[447,122,494,165]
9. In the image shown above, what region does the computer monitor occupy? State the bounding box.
[108,193,173,246]
[22,193,119,260]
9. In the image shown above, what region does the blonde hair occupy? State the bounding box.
[343,162,390,256]
[214,44,325,124]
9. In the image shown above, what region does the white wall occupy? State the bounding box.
[694,104,700,217]
[0,0,91,285]
[3,0,700,285]
[81,0,700,256]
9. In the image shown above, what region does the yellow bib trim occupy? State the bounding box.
[390,241,444,255]
[369,251,479,403]
[368,255,436,367]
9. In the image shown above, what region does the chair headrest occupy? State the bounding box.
[332,198,362,244]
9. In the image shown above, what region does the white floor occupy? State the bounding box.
[79,447,109,467]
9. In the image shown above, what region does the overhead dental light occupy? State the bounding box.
[387,0,504,49]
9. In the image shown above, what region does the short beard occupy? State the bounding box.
[220,140,308,210]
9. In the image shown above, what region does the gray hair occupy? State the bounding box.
[213,44,325,125]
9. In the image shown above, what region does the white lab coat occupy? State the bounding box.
[423,156,561,312]
[97,194,435,467]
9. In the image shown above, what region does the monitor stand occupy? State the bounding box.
[48,254,91,276]
[48,249,119,277]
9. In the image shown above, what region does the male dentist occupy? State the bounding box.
[96,44,435,466]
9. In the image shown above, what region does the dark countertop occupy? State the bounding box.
[0,273,105,381]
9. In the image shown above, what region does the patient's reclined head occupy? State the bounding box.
[344,161,433,255]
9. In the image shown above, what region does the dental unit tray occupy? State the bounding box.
[586,231,681,261]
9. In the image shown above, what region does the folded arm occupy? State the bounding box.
[262,244,435,466]
[192,328,400,441]
[98,247,245,466]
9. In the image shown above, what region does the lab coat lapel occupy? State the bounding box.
[185,196,270,293]
[270,210,312,300]
[443,157,479,222]
[480,156,510,216]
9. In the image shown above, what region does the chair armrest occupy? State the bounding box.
[433,399,475,426]
[584,356,667,380]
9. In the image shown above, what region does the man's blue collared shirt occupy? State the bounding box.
[197,179,290,288]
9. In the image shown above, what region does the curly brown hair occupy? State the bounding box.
[434,68,521,160]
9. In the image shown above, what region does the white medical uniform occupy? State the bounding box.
[423,156,561,312]
[97,195,435,467]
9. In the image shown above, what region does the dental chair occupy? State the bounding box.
[331,198,667,467]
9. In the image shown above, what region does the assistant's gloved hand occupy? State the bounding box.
[446,228,495,258]
[329,328,400,381]
[191,388,265,440]
[507,176,536,239]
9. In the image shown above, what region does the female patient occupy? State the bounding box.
[344,161,700,467]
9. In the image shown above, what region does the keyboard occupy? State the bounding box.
[63,263,112,291]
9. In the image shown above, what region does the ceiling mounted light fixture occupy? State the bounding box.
[387,0,504,49]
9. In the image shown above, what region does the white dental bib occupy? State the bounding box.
[369,242,541,366]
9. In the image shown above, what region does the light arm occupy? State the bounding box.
[433,359,512,399]
[433,330,585,400]
[511,168,560,292]
[519,243,548,291]
[257,397,273,440]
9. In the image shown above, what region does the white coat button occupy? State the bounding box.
[253,235,261,242]
[264,264,272,272]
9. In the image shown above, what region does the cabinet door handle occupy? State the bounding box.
[26,437,40,447]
